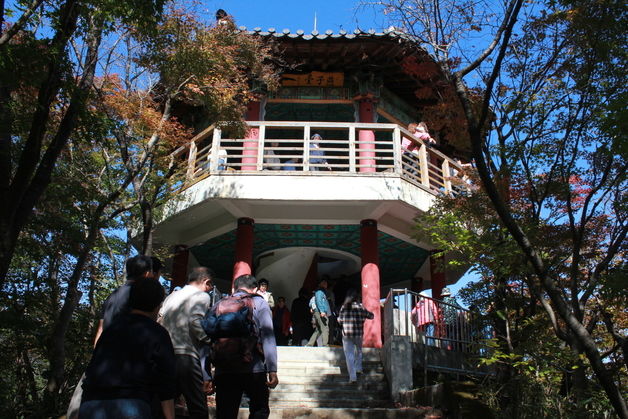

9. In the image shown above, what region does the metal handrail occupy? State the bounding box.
[383,288,491,355]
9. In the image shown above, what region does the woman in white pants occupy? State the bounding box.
[337,289,374,383]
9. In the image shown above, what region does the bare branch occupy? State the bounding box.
[0,0,46,46]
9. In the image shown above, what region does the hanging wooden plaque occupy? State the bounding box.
[280,71,344,87]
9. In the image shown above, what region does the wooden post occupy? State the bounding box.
[186,140,197,181]
[442,159,452,194]
[209,128,221,173]
[348,126,356,173]
[256,124,265,171]
[393,127,402,174]
[303,124,311,171]
[419,144,430,187]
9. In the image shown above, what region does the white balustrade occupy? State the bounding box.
[178,121,472,196]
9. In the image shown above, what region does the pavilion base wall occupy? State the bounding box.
[382,335,413,402]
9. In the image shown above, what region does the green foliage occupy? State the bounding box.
[136,6,279,135]
[0,1,280,416]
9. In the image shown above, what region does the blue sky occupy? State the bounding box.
[203,0,386,32]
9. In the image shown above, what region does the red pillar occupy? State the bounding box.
[171,245,189,291]
[242,101,261,171]
[233,218,254,286]
[357,98,376,173]
[302,253,319,294]
[411,276,424,293]
[360,219,382,348]
[430,253,446,300]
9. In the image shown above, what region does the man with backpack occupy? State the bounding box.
[206,274,278,419]
[160,267,215,419]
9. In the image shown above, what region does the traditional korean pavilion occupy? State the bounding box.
[154,26,472,350]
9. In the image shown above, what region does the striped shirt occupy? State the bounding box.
[338,302,374,338]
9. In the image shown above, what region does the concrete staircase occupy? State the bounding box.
[271,346,390,409]
[225,346,426,418]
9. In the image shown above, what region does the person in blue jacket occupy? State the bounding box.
[309,133,331,171]
[306,278,332,346]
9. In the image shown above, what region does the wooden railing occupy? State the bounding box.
[175,121,471,196]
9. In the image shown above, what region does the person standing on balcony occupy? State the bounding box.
[217,148,228,171]
[412,122,436,146]
[309,133,331,171]
[403,123,420,153]
[306,278,332,346]
[264,141,281,170]
[402,124,421,176]
[337,288,374,383]
[283,157,299,171]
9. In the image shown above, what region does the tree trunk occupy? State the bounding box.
[449,15,628,414]
[0,0,82,285]
[43,216,100,413]
[140,200,153,256]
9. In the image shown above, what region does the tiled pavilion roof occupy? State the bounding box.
[244,26,441,109]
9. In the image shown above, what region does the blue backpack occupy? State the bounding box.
[201,292,262,368]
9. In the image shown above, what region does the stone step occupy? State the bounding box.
[263,346,392,411]
[270,396,389,407]
[277,346,381,362]
[278,365,384,376]
[268,399,392,409]
[278,356,381,365]
[277,375,387,387]
[208,406,427,418]
[271,386,388,399]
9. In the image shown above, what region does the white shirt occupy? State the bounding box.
[160,285,211,359]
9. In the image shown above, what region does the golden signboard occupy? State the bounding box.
[281,72,344,87]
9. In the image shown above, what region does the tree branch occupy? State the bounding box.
[0,0,46,46]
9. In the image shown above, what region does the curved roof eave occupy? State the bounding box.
[243,26,443,109]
